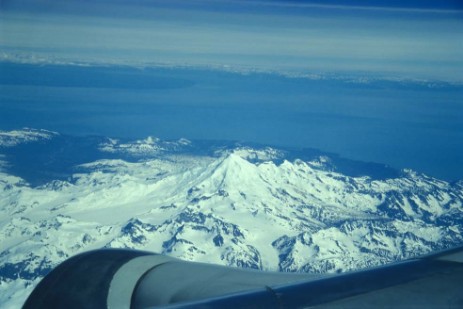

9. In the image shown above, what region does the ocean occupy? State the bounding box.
[1,62,462,181]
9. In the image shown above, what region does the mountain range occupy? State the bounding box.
[0,128,462,307]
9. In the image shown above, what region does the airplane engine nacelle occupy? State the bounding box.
[23,247,463,308]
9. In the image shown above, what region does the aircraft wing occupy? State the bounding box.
[23,245,463,308]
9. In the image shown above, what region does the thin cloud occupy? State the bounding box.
[229,0,463,15]
[1,1,462,82]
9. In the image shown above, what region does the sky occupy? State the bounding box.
[1,0,463,82]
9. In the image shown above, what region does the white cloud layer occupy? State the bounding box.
[1,0,462,81]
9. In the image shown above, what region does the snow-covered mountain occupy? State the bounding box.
[0,129,462,307]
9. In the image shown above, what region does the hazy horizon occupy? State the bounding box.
[1,0,462,180]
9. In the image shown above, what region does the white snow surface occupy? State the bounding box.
[0,129,58,147]
[98,136,192,156]
[0,136,462,307]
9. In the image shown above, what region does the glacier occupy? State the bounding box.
[0,129,462,307]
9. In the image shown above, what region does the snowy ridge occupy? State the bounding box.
[0,128,58,148]
[98,136,192,156]
[228,147,285,163]
[0,132,462,306]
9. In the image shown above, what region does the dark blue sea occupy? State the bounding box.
[1,62,462,181]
